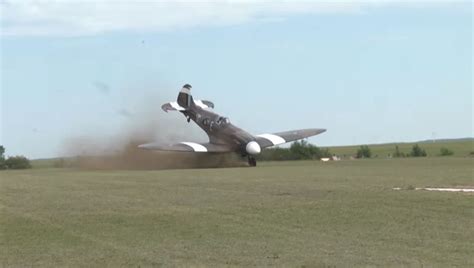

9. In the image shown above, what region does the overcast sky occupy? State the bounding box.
[1,0,472,158]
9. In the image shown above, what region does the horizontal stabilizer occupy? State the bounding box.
[161,100,214,112]
[162,102,186,112]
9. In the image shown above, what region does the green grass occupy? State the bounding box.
[325,139,474,158]
[1,158,473,267]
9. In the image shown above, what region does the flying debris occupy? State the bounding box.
[139,84,326,166]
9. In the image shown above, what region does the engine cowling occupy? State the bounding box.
[246,141,261,155]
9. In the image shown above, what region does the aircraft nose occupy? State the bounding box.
[246,141,261,155]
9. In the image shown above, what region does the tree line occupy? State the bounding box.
[351,144,455,159]
[0,146,31,170]
[257,141,457,161]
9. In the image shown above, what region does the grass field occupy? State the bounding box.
[1,158,473,267]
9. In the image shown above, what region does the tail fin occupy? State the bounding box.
[177,84,194,109]
[161,84,194,113]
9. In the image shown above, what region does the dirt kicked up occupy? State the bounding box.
[68,142,248,170]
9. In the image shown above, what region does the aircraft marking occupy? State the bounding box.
[256,134,286,145]
[180,142,208,152]
[180,88,191,94]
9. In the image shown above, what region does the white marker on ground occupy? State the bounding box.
[416,188,474,193]
[393,187,474,192]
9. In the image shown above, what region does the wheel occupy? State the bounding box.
[248,156,257,167]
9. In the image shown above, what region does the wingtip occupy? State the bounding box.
[309,128,327,134]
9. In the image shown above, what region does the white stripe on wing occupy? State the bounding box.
[256,134,286,145]
[180,142,208,152]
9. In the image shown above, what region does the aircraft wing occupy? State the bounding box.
[138,141,232,153]
[255,128,326,149]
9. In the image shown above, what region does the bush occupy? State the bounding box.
[410,144,427,157]
[439,147,454,156]
[5,156,32,169]
[356,145,371,158]
[291,140,331,160]
[289,140,312,160]
[0,145,5,170]
[257,140,331,161]
[393,145,406,158]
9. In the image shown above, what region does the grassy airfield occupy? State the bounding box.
[1,158,473,267]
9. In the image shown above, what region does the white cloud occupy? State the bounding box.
[0,0,462,37]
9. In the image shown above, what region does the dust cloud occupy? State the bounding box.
[69,143,246,170]
[60,88,247,170]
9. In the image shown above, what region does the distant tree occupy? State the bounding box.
[289,140,311,160]
[0,145,6,170]
[393,145,405,158]
[5,156,32,169]
[356,145,372,158]
[290,140,331,160]
[439,147,454,156]
[410,144,427,157]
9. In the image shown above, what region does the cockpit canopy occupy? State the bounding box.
[216,116,230,125]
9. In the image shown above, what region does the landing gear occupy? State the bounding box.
[248,156,257,167]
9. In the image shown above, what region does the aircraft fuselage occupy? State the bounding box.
[183,106,255,154]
